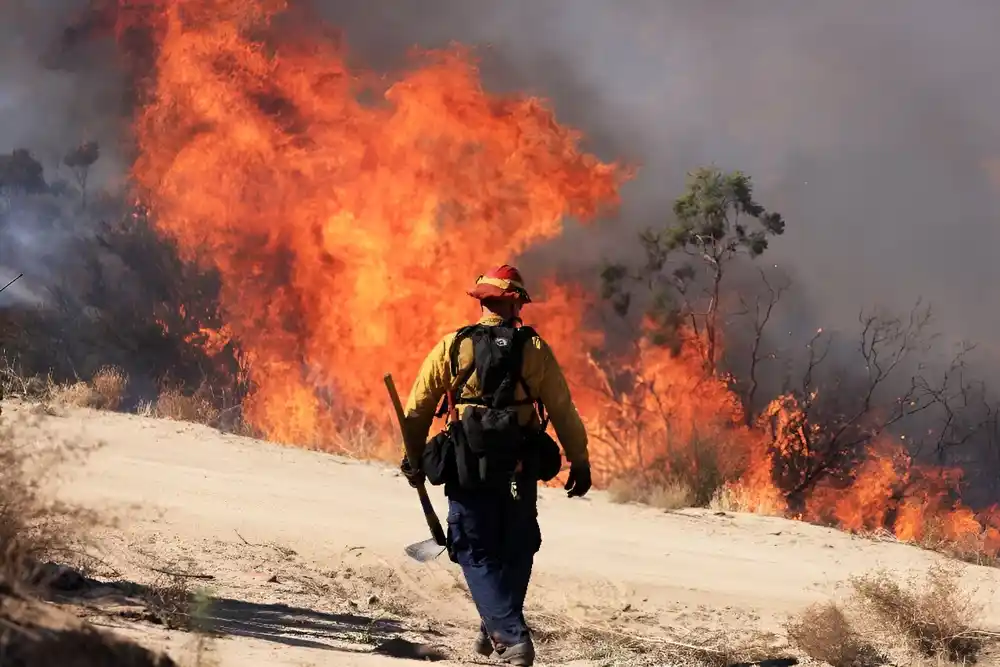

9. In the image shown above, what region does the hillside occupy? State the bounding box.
[10,400,1000,666]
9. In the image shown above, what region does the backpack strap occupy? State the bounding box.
[514,326,549,430]
[434,325,478,420]
[434,322,548,426]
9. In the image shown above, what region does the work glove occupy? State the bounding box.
[564,462,591,498]
[400,455,425,488]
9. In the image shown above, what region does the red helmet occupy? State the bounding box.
[467,264,531,304]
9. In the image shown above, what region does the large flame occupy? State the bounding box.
[78,0,1000,554]
[127,0,623,446]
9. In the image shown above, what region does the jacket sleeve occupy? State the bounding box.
[401,335,452,461]
[526,337,590,465]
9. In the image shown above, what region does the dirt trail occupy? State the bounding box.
[13,401,1000,666]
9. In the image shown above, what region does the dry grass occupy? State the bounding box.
[49,381,101,409]
[530,611,783,667]
[327,419,394,462]
[89,365,128,410]
[788,564,999,666]
[151,382,255,438]
[0,414,98,588]
[849,563,996,663]
[141,573,199,630]
[708,483,785,516]
[786,602,888,667]
[0,410,173,666]
[47,365,129,411]
[154,388,219,425]
[607,477,696,511]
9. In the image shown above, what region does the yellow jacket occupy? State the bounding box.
[402,313,590,465]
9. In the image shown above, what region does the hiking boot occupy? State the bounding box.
[473,628,494,657]
[496,638,535,667]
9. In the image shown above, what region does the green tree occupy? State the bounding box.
[603,166,785,376]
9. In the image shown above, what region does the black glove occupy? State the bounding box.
[564,462,591,498]
[400,455,425,488]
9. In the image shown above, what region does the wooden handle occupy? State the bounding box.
[384,373,447,547]
[384,373,419,468]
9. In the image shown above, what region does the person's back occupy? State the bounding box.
[400,265,591,667]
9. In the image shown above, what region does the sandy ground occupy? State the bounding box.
[10,401,1000,666]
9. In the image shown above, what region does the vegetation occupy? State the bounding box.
[787,564,999,666]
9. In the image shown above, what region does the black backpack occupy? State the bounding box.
[422,321,561,490]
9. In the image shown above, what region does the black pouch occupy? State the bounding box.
[421,429,454,487]
[459,406,523,490]
[527,429,562,482]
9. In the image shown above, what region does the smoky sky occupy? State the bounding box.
[3,0,1000,358]
[318,0,1000,358]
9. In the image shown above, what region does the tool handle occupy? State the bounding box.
[384,373,420,468]
[384,373,447,547]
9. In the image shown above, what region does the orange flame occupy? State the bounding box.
[128,0,624,447]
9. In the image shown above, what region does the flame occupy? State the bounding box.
[77,0,1000,555]
[126,0,623,448]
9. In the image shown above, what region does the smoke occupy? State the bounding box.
[0,0,129,309]
[0,1,127,180]
[3,0,998,343]
[314,0,1000,356]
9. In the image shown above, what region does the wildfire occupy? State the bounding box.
[73,0,999,554]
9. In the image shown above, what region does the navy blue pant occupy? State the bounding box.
[445,483,541,646]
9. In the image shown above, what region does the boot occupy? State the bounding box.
[473,628,494,657]
[496,636,535,667]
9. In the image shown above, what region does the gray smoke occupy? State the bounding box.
[0,0,127,307]
[318,0,1000,358]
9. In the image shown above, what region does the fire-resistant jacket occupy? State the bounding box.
[402,313,590,466]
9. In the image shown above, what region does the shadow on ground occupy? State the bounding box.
[37,563,449,661]
[206,596,446,660]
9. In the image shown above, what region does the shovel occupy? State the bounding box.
[384,373,447,563]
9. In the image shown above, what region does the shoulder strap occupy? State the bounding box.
[513,326,549,429]
[434,323,546,422]
[435,325,483,420]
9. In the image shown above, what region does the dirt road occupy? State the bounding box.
[16,402,1000,666]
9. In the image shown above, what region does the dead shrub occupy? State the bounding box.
[0,410,101,598]
[605,427,748,511]
[607,477,695,510]
[154,387,218,425]
[786,602,888,667]
[607,477,645,505]
[0,354,53,402]
[89,365,128,410]
[708,483,785,516]
[324,417,394,461]
[531,611,782,667]
[49,381,100,409]
[849,563,995,663]
[142,573,196,630]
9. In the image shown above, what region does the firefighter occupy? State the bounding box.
[399,264,591,667]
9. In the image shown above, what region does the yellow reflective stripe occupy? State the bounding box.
[476,275,525,291]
